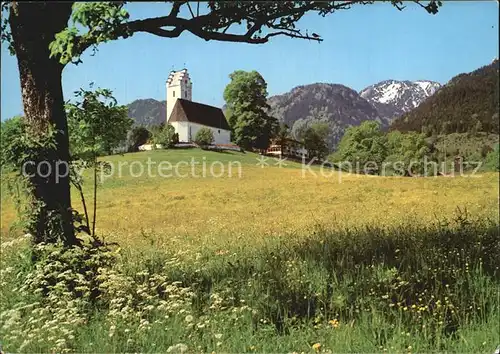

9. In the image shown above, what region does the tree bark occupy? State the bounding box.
[9,2,77,245]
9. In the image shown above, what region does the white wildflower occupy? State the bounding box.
[166,343,188,353]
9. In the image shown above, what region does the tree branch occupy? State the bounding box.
[186,2,195,18]
[393,2,406,11]
[169,1,185,19]
[142,26,183,37]
[260,31,324,43]
[68,0,441,60]
[119,2,345,44]
[410,0,441,14]
[70,1,369,56]
[222,23,232,34]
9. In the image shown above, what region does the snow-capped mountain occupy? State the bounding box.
[360,80,441,122]
[267,83,383,149]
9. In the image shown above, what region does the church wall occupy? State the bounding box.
[171,121,189,142]
[166,84,181,122]
[187,122,231,145]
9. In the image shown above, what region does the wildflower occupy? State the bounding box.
[166,343,188,353]
[328,319,340,328]
[312,343,322,352]
[185,315,194,323]
[214,333,223,339]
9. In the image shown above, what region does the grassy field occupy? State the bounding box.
[2,148,498,250]
[1,148,499,353]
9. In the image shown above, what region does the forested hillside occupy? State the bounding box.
[391,59,499,135]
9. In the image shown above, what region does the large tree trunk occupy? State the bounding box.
[9,2,77,246]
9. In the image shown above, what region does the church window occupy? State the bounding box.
[185,91,187,98]
[173,91,175,97]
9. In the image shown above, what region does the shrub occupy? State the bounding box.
[484,143,499,171]
[333,121,388,173]
[172,132,179,145]
[151,124,176,148]
[127,126,151,152]
[302,123,330,160]
[0,115,26,170]
[480,144,493,158]
[194,128,214,148]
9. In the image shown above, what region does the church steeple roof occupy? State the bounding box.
[167,69,191,85]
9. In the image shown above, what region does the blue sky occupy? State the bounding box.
[1,1,498,120]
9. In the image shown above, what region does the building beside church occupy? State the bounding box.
[266,138,309,160]
[166,69,231,145]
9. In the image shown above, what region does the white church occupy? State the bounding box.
[166,69,231,145]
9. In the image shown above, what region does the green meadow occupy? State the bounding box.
[1,149,499,353]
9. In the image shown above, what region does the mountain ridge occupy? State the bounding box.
[390,59,499,134]
[129,61,500,149]
[126,79,440,149]
[127,98,166,127]
[267,82,384,149]
[359,79,441,122]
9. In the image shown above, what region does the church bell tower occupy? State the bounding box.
[166,68,192,123]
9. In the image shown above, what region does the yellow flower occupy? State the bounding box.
[312,343,322,352]
[328,319,340,328]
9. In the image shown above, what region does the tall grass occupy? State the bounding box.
[1,211,499,353]
[2,149,498,245]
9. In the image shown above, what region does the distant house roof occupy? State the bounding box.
[169,98,231,130]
